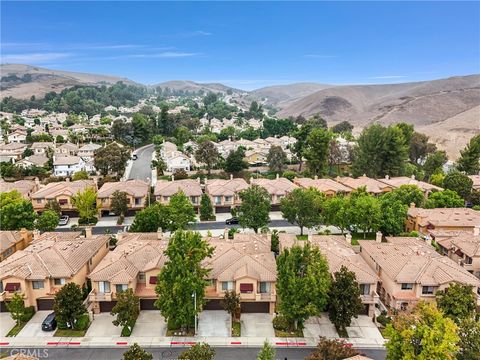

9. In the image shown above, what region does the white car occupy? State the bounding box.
[58,215,69,226]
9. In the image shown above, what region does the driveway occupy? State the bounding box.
[346,315,383,340]
[131,311,166,337]
[304,314,339,339]
[197,310,230,337]
[17,311,55,338]
[241,313,275,337]
[0,313,15,337]
[85,313,121,337]
[127,144,154,181]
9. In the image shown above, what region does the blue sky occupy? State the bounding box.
[1,1,479,90]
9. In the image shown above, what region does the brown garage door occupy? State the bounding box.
[37,299,54,311]
[0,302,9,312]
[99,301,117,313]
[140,299,156,310]
[203,299,223,310]
[241,302,269,313]
[215,206,231,214]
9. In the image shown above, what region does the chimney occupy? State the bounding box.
[116,231,123,243]
[474,226,480,237]
[85,226,92,238]
[346,233,353,245]
[197,177,201,184]
[34,177,40,186]
[410,202,416,208]
[157,227,163,240]
[224,228,229,240]
[66,177,70,182]
[171,174,175,182]
[411,174,416,180]
[33,229,41,241]
[375,231,383,243]
[276,173,280,179]
[385,175,389,180]
[314,175,318,180]
[230,174,233,180]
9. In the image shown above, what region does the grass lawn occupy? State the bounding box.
[296,235,308,240]
[54,329,87,337]
[6,322,27,337]
[350,232,376,245]
[231,321,241,337]
[274,328,304,337]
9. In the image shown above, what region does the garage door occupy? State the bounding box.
[241,302,269,313]
[215,206,231,214]
[0,302,9,312]
[36,299,54,311]
[203,299,223,310]
[99,301,117,313]
[140,299,156,310]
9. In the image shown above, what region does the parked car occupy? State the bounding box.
[132,154,138,160]
[225,217,239,225]
[42,312,57,331]
[58,215,69,226]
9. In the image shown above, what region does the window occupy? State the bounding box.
[163,196,169,202]
[135,197,142,206]
[115,284,128,293]
[137,272,146,282]
[221,281,234,291]
[422,286,435,295]
[36,199,44,204]
[401,283,413,290]
[0,282,3,293]
[190,196,198,204]
[359,284,370,296]
[99,281,111,293]
[58,199,68,205]
[465,256,473,265]
[214,196,222,205]
[54,278,65,286]
[259,282,270,293]
[240,283,253,293]
[225,196,232,203]
[32,281,44,289]
[3,248,14,257]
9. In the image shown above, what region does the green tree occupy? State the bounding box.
[155,231,213,330]
[122,343,153,360]
[331,121,354,134]
[53,283,87,328]
[276,244,331,330]
[379,196,408,236]
[430,172,445,187]
[223,148,248,173]
[0,190,36,230]
[35,210,59,232]
[195,140,219,175]
[237,185,271,233]
[132,112,152,144]
[457,134,480,175]
[280,188,324,235]
[45,200,62,215]
[306,337,360,360]
[111,288,140,332]
[323,195,351,234]
[130,203,170,232]
[72,187,97,223]
[174,126,191,147]
[257,340,276,360]
[409,132,436,164]
[436,283,476,324]
[303,128,332,176]
[423,151,448,180]
[443,171,473,200]
[111,190,129,216]
[425,189,464,208]
[328,266,364,333]
[93,142,131,176]
[199,193,215,221]
[7,293,26,325]
[168,191,196,231]
[267,145,287,173]
[221,290,240,320]
[385,301,459,360]
[178,343,215,360]
[72,170,89,180]
[385,184,425,207]
[350,192,381,238]
[457,317,480,360]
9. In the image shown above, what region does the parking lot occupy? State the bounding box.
[131,311,166,337]
[197,310,230,337]
[240,313,275,337]
[16,311,55,338]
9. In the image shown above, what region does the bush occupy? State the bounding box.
[121,319,136,337]
[376,313,391,327]
[167,317,181,331]
[272,314,290,331]
[74,314,90,331]
[20,306,35,322]
[282,170,296,181]
[78,217,98,225]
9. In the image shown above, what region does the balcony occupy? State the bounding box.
[460,260,473,271]
[0,290,25,302]
[360,290,379,304]
[88,291,112,302]
[240,292,276,302]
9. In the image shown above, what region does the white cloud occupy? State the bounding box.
[1,52,73,63]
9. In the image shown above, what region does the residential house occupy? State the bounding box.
[250,176,298,209]
[379,175,443,196]
[97,180,150,216]
[0,143,27,162]
[0,179,38,199]
[406,206,480,234]
[17,155,49,168]
[55,142,78,156]
[88,232,168,313]
[204,233,277,313]
[31,142,54,155]
[205,177,249,213]
[159,141,178,159]
[336,175,394,195]
[165,151,191,172]
[0,230,33,261]
[31,179,96,214]
[78,143,101,159]
[294,176,352,196]
[53,155,86,176]
[7,129,27,143]
[358,236,480,311]
[469,175,480,191]
[154,178,202,209]
[0,232,109,311]
[244,149,269,165]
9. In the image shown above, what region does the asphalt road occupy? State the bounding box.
[1,347,386,360]
[127,144,155,181]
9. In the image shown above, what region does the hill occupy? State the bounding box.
[151,80,243,94]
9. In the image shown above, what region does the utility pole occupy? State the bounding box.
[192,292,197,335]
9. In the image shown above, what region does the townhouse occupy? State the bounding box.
[53,155,87,176]
[250,176,298,210]
[17,155,49,168]
[203,233,277,313]
[379,175,443,196]
[358,236,480,311]
[31,179,96,214]
[165,151,191,172]
[77,143,101,160]
[0,232,109,311]
[30,142,54,155]
[7,129,27,143]
[244,149,269,165]
[88,232,168,313]
[0,179,38,199]
[0,230,33,261]
[97,179,150,216]
[54,142,78,156]
[205,176,249,213]
[406,206,480,234]
[336,175,394,195]
[0,142,27,162]
[294,176,352,196]
[154,178,202,209]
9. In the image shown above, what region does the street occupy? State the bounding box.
[127,144,155,181]
[0,346,386,360]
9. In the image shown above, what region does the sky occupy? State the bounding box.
[1,1,479,90]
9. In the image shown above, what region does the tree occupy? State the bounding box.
[7,293,26,325]
[168,191,196,231]
[457,134,480,175]
[328,266,364,333]
[155,231,213,330]
[221,290,240,320]
[122,343,153,360]
[199,193,215,221]
[195,141,219,175]
[45,200,62,215]
[443,171,473,200]
[130,203,170,232]
[384,184,425,208]
[280,188,324,235]
[178,343,215,360]
[379,196,408,236]
[385,302,458,360]
[174,126,191,147]
[35,210,59,232]
[93,142,131,176]
[53,283,87,328]
[423,151,448,180]
[257,340,276,360]
[112,119,135,145]
[350,192,381,238]
[267,145,287,173]
[111,288,140,332]
[409,132,436,164]
[72,187,97,223]
[111,190,129,216]
[457,317,480,360]
[237,185,271,233]
[425,189,464,208]
[132,112,152,144]
[303,128,332,176]
[72,170,89,180]
[306,337,360,360]
[331,121,353,134]
[276,244,331,330]
[436,283,476,324]
[223,148,248,173]
[0,190,36,230]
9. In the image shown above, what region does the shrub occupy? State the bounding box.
[20,306,35,322]
[272,314,290,331]
[282,170,296,181]
[74,314,90,331]
[376,313,391,327]
[121,319,136,337]
[78,217,98,225]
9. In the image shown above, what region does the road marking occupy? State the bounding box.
[116,342,128,345]
[0,342,10,346]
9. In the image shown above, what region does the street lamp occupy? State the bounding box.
[192,292,197,335]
